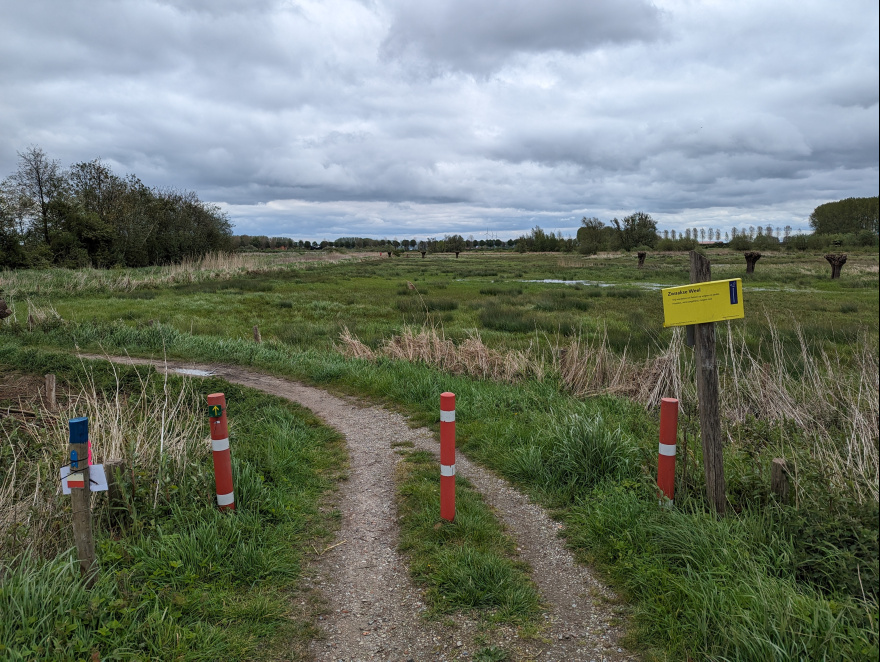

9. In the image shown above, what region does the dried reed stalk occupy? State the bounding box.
[0,363,205,562]
[338,320,878,503]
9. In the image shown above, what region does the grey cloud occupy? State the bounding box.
[0,0,876,241]
[381,0,664,74]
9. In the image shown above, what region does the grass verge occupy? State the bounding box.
[0,346,345,661]
[395,449,541,625]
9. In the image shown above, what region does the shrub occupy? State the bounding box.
[753,234,781,250]
[655,237,699,251]
[728,236,753,251]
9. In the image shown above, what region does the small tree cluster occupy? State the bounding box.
[1,146,231,268]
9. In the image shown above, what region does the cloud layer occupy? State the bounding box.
[1,0,877,239]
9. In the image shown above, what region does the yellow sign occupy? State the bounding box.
[662,278,744,327]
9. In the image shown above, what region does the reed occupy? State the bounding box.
[0,250,375,298]
[0,361,204,562]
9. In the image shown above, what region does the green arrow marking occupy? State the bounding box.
[208,405,224,417]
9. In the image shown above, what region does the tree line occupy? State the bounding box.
[1,146,232,268]
[233,200,877,257]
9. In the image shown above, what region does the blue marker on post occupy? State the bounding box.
[69,417,88,468]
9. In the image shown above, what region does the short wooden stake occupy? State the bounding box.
[253,325,262,343]
[105,459,127,522]
[69,417,98,586]
[27,313,35,331]
[771,458,789,503]
[690,251,726,515]
[45,373,56,411]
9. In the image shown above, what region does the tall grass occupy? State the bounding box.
[340,316,878,506]
[0,250,374,299]
[0,361,205,561]
[338,325,546,383]
[0,349,345,660]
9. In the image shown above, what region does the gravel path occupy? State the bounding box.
[83,354,636,661]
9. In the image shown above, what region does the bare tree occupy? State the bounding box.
[11,145,64,245]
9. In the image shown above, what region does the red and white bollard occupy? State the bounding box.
[440,392,456,521]
[657,397,679,504]
[208,393,235,511]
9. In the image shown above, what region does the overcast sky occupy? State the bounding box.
[1,0,877,240]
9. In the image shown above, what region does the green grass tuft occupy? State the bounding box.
[396,450,541,624]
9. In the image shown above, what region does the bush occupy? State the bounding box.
[655,237,699,251]
[753,234,781,250]
[786,235,809,251]
[728,235,753,251]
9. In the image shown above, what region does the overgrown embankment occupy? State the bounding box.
[0,346,344,661]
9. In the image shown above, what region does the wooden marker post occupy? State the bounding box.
[45,373,56,410]
[771,458,789,503]
[440,392,456,521]
[689,252,726,515]
[208,393,235,510]
[105,458,127,523]
[68,417,97,584]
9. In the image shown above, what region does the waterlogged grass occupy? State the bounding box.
[0,347,345,661]
[5,249,877,362]
[396,449,541,624]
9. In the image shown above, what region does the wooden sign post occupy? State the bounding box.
[660,252,737,515]
[689,252,726,515]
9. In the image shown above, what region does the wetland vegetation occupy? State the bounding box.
[1,246,878,660]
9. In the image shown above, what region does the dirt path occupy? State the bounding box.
[82,354,635,662]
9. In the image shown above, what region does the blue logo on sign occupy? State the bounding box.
[729,280,738,305]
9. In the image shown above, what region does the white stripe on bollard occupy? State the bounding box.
[217,492,235,506]
[212,438,230,452]
[658,443,677,456]
[440,464,456,477]
[440,410,455,423]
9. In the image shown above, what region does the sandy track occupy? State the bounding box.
[81,354,635,662]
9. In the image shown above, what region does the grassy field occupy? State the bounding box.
[2,247,878,660]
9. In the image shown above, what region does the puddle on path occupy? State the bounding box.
[173,368,215,377]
